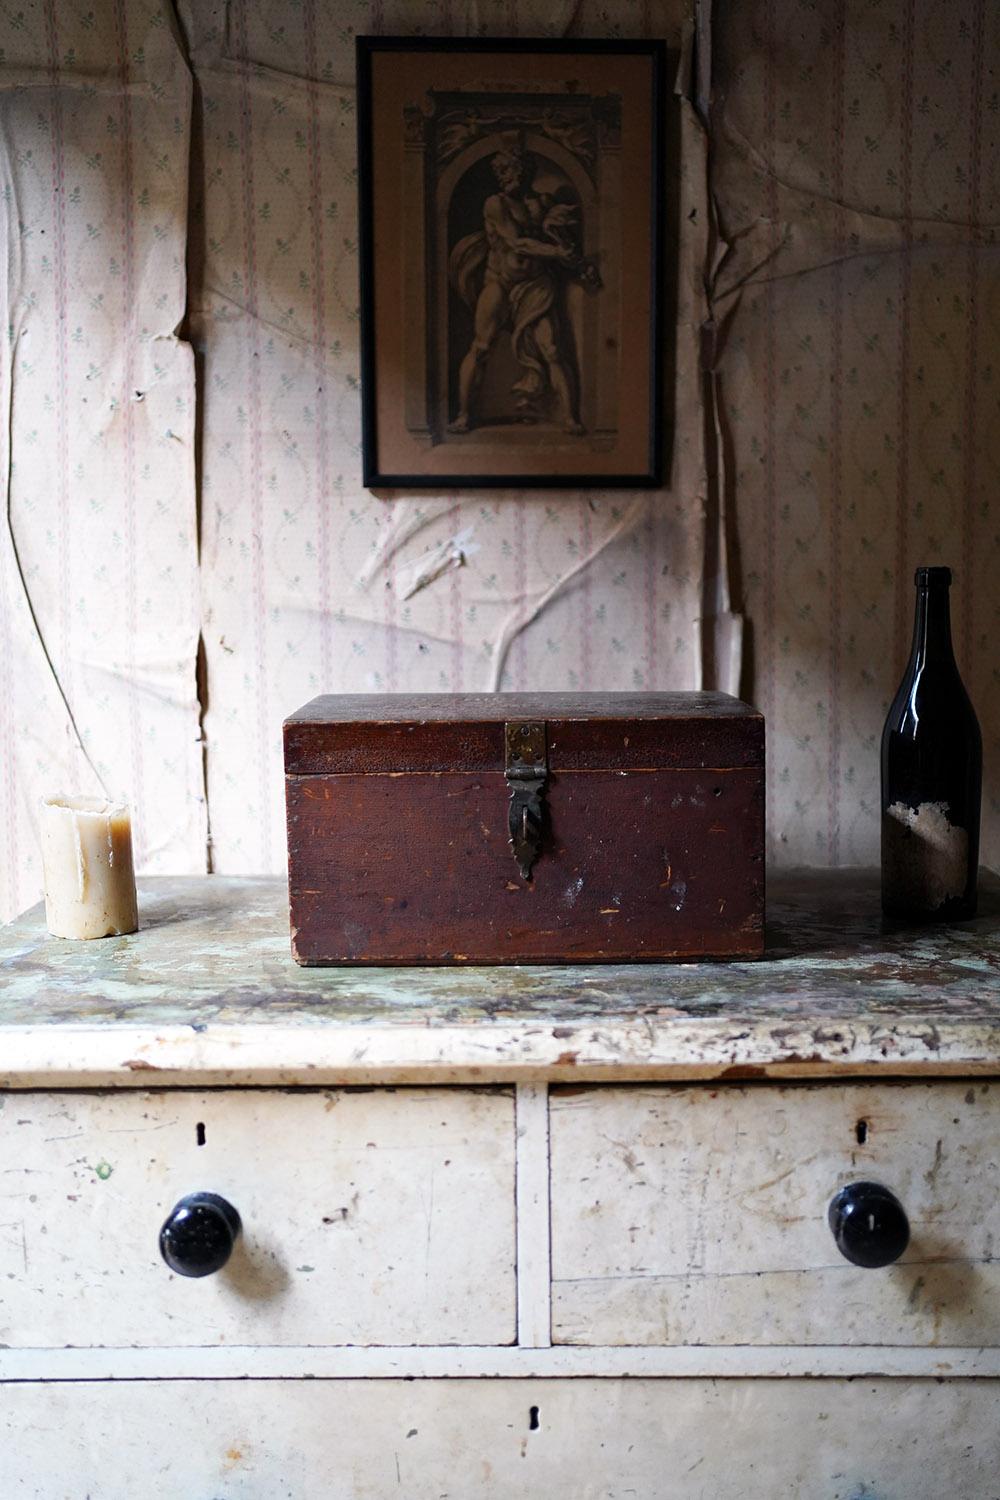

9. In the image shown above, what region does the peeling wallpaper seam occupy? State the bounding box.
[711,0,999,869]
[0,0,205,918]
[694,0,741,701]
[182,0,708,877]
[5,0,995,921]
[0,1,709,917]
[486,495,654,692]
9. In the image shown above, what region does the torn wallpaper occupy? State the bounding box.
[0,1,204,922]
[178,0,707,874]
[2,0,998,921]
[711,0,1000,868]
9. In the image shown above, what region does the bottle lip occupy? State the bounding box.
[915,565,952,588]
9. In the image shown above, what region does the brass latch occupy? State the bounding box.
[504,720,547,881]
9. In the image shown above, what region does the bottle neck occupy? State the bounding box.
[909,583,956,671]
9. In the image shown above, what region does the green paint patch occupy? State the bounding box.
[93,1160,113,1181]
[296,1264,315,1274]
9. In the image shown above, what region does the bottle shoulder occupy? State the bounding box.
[885,660,980,728]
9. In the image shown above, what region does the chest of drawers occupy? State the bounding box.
[1,870,999,1497]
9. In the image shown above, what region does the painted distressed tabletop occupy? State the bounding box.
[0,870,998,1086]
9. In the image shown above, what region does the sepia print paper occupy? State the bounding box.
[359,41,664,486]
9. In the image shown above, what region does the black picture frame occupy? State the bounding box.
[356,36,666,489]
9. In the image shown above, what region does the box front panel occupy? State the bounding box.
[286,767,763,962]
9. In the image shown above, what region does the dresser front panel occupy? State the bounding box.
[0,1088,515,1348]
[550,1081,1000,1346]
[3,1376,999,1497]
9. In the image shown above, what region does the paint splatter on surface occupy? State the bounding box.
[0,870,998,1033]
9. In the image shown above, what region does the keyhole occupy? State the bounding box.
[855,1119,869,1146]
[528,1405,540,1432]
[196,1122,206,1147]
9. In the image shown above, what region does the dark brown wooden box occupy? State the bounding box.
[284,692,764,965]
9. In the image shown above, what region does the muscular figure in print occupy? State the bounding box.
[447,148,586,436]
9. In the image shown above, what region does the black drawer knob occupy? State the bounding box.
[159,1192,242,1278]
[828,1181,910,1268]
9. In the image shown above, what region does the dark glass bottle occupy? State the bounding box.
[881,566,982,920]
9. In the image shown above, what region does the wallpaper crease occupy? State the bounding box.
[3,0,998,922]
[0,2,205,920]
[710,0,1000,868]
[179,0,706,875]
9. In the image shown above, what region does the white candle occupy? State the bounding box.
[39,794,139,940]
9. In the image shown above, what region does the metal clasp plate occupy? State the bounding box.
[504,720,547,881]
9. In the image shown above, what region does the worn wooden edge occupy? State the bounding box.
[283,693,765,774]
[1,1017,999,1088]
[288,941,767,967]
[515,1084,552,1350]
[284,691,762,724]
[283,734,765,775]
[1,1344,998,1382]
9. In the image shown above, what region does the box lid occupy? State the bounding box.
[283,692,763,775]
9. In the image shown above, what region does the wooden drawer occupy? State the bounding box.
[3,1377,999,1496]
[550,1082,1000,1346]
[0,1088,515,1348]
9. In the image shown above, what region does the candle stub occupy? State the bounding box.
[40,794,139,940]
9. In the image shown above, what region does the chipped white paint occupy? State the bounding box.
[0,1089,516,1350]
[3,1343,1000,1382]
[551,1082,1000,1347]
[9,1019,1000,1089]
[2,870,999,1494]
[3,1378,1000,1497]
[515,1084,551,1348]
[2,869,999,1088]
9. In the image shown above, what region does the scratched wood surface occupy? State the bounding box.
[1,869,999,1085]
[285,691,764,964]
[286,767,764,962]
[283,691,764,773]
[550,1081,1000,1347]
[4,1377,1000,1497]
[0,1088,516,1349]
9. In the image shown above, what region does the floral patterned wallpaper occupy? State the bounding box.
[0,0,997,921]
[0,1,204,922]
[180,0,707,875]
[712,0,1000,868]
[0,0,705,916]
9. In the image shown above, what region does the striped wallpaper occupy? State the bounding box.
[0,0,997,920]
[713,0,1000,868]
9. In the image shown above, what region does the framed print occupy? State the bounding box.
[357,37,665,488]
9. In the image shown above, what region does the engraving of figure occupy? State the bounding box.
[447,147,597,436]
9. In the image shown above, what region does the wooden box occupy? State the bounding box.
[283,692,764,965]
